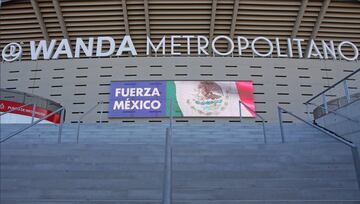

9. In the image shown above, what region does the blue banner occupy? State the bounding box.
[108,81,167,117]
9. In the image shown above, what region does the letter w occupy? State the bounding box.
[30,40,57,60]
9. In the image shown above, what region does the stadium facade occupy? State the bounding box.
[1,0,360,123]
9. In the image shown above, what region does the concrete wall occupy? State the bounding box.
[1,57,359,123]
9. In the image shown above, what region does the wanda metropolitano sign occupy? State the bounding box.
[1,35,360,62]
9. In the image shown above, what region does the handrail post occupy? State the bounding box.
[262,120,267,144]
[170,97,173,131]
[343,80,351,103]
[162,127,172,204]
[76,121,81,144]
[31,104,36,124]
[278,107,285,143]
[76,101,102,144]
[240,100,267,144]
[58,108,65,144]
[99,101,103,124]
[239,101,242,122]
[322,93,328,114]
[351,146,360,189]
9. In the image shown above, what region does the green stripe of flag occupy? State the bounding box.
[166,81,183,117]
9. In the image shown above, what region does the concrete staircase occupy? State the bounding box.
[1,123,360,203]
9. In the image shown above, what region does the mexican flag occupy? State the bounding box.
[167,81,255,117]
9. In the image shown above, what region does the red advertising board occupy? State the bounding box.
[0,100,61,124]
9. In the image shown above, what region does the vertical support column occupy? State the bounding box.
[162,127,173,204]
[262,120,267,144]
[351,146,360,189]
[170,96,173,131]
[239,101,242,123]
[58,109,65,144]
[278,107,285,143]
[99,101,104,124]
[31,104,36,124]
[322,93,328,114]
[76,121,80,144]
[344,80,351,103]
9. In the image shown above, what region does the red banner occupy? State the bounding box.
[0,100,61,124]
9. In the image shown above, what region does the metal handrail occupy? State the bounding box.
[239,101,267,144]
[305,67,360,104]
[277,106,360,189]
[0,107,65,143]
[162,127,173,204]
[307,102,360,124]
[76,101,104,144]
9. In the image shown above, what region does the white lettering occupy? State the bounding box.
[293,38,304,58]
[252,37,273,57]
[146,36,166,55]
[338,41,359,61]
[116,35,137,56]
[30,40,56,60]
[96,36,115,57]
[75,37,94,58]
[115,88,121,97]
[321,40,336,60]
[171,36,181,55]
[197,36,209,55]
[52,39,73,59]
[151,100,161,110]
[212,35,234,56]
[275,38,287,57]
[237,36,249,56]
[183,35,194,55]
[287,38,293,58]
[307,39,323,59]
[152,88,160,96]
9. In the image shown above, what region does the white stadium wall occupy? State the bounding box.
[1,57,358,123]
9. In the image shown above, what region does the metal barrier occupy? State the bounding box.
[0,107,65,143]
[305,68,360,120]
[162,127,173,204]
[306,102,360,124]
[278,106,360,189]
[162,97,174,204]
[76,101,104,144]
[239,101,267,144]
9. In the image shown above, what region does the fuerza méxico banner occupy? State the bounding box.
[108,81,255,118]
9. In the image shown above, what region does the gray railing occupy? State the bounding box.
[239,101,267,143]
[76,101,104,144]
[162,98,174,204]
[305,68,360,120]
[0,107,65,143]
[278,106,360,189]
[306,102,360,124]
[162,127,173,204]
[0,103,36,123]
